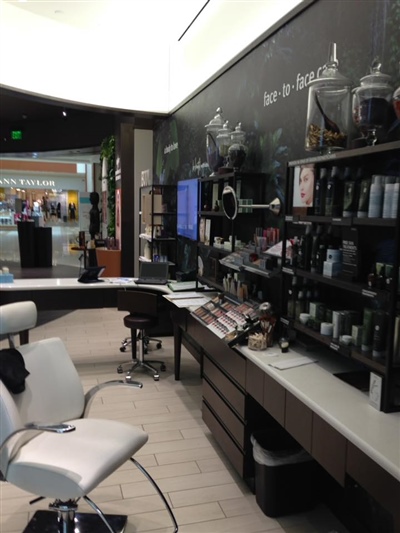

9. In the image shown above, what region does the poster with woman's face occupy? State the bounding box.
[293,164,315,213]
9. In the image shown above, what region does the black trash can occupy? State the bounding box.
[251,429,318,517]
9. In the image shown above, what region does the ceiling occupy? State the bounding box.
[0,0,306,162]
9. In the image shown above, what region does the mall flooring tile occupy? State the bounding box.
[0,308,349,533]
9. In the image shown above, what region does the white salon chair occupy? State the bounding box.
[0,300,37,348]
[0,301,178,533]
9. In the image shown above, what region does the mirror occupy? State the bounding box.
[222,185,281,220]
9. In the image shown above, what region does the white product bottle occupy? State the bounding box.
[368,174,384,218]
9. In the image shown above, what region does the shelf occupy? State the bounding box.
[200,210,225,217]
[284,141,400,412]
[197,275,224,292]
[139,233,175,242]
[285,215,396,228]
[198,243,233,255]
[282,266,391,304]
[351,348,387,374]
[287,140,400,167]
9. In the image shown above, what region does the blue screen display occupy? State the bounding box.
[177,178,198,241]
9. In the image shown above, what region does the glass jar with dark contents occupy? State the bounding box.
[305,43,352,154]
[228,122,247,170]
[352,58,393,146]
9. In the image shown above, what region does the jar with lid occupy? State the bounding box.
[228,122,247,170]
[352,58,393,146]
[205,107,225,174]
[216,120,232,168]
[305,43,351,154]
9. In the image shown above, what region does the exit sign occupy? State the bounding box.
[11,130,22,140]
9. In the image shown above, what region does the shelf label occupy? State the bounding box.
[330,342,340,352]
[362,289,377,298]
[282,267,294,275]
[280,317,290,326]
[286,216,293,222]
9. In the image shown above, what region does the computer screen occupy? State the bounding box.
[177,178,199,241]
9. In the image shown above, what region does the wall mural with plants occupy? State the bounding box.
[100,135,116,238]
[153,0,399,272]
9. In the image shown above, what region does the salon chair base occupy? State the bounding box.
[23,510,127,533]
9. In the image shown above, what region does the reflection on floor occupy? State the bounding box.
[0,308,348,533]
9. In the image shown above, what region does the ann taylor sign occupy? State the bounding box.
[0,174,86,191]
[0,177,56,188]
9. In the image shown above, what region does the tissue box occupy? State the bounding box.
[0,273,14,283]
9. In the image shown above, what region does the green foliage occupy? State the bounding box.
[100,135,116,238]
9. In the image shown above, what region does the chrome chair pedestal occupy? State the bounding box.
[23,510,127,533]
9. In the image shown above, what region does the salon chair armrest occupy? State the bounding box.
[0,423,75,454]
[83,379,143,417]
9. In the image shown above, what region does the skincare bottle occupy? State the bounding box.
[382,176,395,218]
[314,167,327,216]
[299,225,313,271]
[361,307,375,353]
[368,174,384,218]
[372,310,388,359]
[325,166,341,217]
[310,225,323,273]
[342,167,357,217]
[357,177,371,218]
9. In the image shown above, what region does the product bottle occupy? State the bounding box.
[325,166,341,217]
[368,174,384,218]
[372,310,388,359]
[342,167,357,218]
[287,276,298,319]
[357,176,372,218]
[299,225,313,271]
[310,225,323,273]
[314,167,327,216]
[295,288,305,320]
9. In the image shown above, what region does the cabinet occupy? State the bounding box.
[139,184,176,270]
[281,141,400,412]
[197,170,281,294]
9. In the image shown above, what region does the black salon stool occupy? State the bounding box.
[117,290,166,381]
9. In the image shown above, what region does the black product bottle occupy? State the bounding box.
[325,166,341,217]
[314,167,327,216]
[287,276,298,319]
[310,225,323,273]
[342,167,357,218]
[299,225,313,271]
[291,236,299,267]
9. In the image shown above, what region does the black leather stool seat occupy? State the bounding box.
[123,314,157,330]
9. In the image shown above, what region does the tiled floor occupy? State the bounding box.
[0,308,348,533]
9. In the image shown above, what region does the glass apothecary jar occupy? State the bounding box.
[305,43,351,154]
[216,120,232,168]
[228,122,247,170]
[205,107,225,174]
[352,59,393,146]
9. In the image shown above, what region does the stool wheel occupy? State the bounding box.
[156,343,162,349]
[153,374,160,381]
[160,364,166,372]
[117,366,123,374]
[120,347,126,352]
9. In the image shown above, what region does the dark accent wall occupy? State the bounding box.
[153,0,400,272]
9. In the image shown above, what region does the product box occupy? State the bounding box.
[323,260,342,277]
[352,324,363,347]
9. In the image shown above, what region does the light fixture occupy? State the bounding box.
[62,109,67,118]
[221,185,281,220]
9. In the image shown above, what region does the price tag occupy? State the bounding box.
[330,342,340,351]
[362,289,377,298]
[282,267,294,275]
[280,317,290,326]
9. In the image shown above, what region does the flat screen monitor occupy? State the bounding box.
[177,178,198,241]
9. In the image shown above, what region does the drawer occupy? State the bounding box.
[347,441,400,528]
[263,372,286,426]
[245,359,264,405]
[203,379,245,448]
[204,356,245,418]
[285,391,313,452]
[202,401,245,477]
[312,413,346,486]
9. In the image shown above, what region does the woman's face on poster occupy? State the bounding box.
[299,166,314,205]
